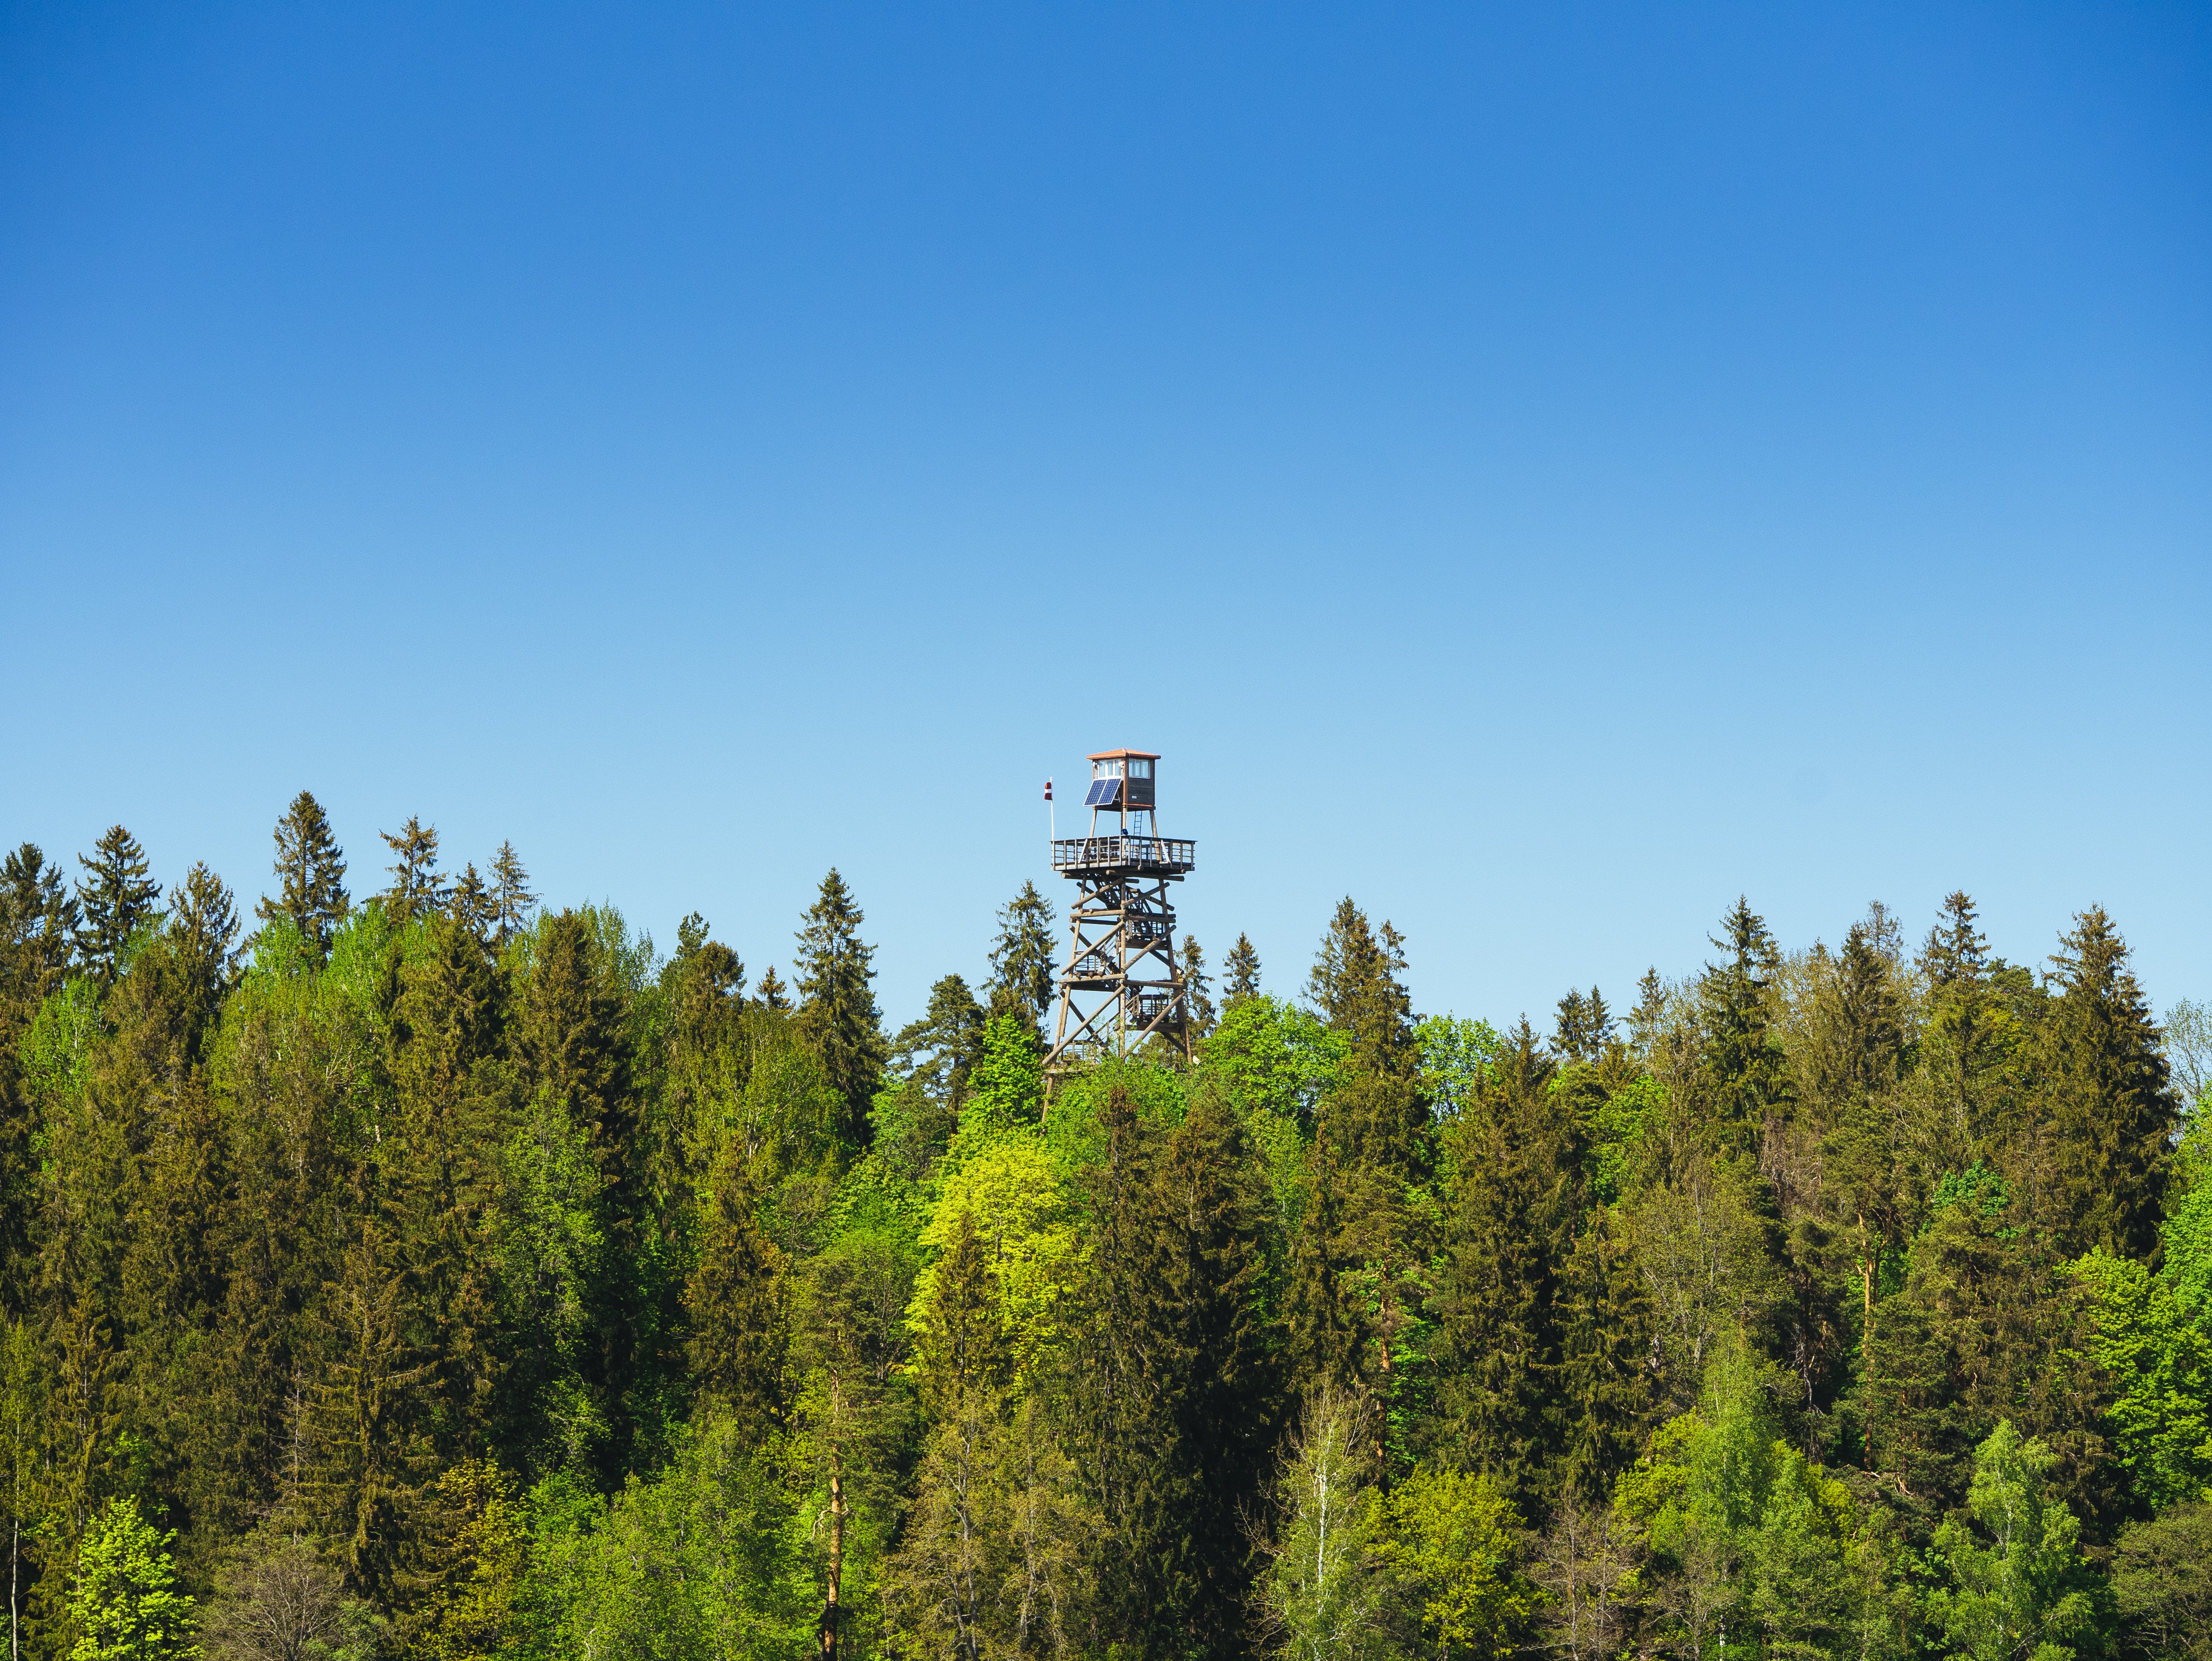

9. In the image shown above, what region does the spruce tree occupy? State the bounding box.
[489,840,536,948]
[1553,987,1614,1065]
[1,841,78,1015]
[1094,1089,1279,1657]
[75,824,160,984]
[378,816,447,927]
[1308,899,1426,1176]
[1427,1021,1580,1509]
[1697,898,1792,1147]
[755,965,790,1011]
[1179,935,1215,1039]
[684,1160,790,1442]
[1283,1110,1366,1402]
[448,862,498,942]
[255,790,349,955]
[986,880,1058,1026]
[794,869,889,1148]
[1556,1205,1655,1503]
[913,1208,1011,1415]
[2040,907,2177,1261]
[1222,932,1261,1005]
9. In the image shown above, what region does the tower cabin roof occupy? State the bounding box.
[1087,748,1160,761]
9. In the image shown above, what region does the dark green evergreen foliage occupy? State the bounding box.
[1427,1021,1582,1509]
[1309,897,1426,1177]
[912,1208,1010,1414]
[489,838,536,947]
[754,963,789,1010]
[377,815,447,927]
[2040,908,2178,1263]
[986,879,1058,1025]
[75,824,160,986]
[1283,1110,1367,1403]
[2,843,79,1015]
[9,811,2212,1661]
[1865,1189,2109,1521]
[1553,986,1615,1065]
[684,1160,790,1439]
[1697,897,1792,1145]
[891,973,986,1106]
[254,790,349,956]
[1178,933,1215,1040]
[794,868,889,1148]
[1222,931,1260,1005]
[1556,1204,1655,1503]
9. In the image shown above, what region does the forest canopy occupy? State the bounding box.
[0,793,2207,1661]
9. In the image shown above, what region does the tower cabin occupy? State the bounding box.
[1045,748,1198,1081]
[1050,749,1195,878]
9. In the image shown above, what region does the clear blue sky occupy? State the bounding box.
[3,2,2207,1032]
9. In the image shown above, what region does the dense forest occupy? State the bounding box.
[1,791,2207,1661]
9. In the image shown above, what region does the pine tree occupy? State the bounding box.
[75,825,160,985]
[1554,987,1614,1065]
[987,881,1058,1026]
[2040,907,2177,1262]
[1179,935,1216,1040]
[890,975,986,1106]
[378,816,447,927]
[794,869,889,1148]
[1222,933,1261,1005]
[385,910,508,1459]
[489,841,536,948]
[255,790,349,955]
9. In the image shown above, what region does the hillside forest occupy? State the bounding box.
[1,791,2208,1661]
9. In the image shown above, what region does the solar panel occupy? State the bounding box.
[1084,778,1121,807]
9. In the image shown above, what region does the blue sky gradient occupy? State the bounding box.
[3,2,2207,1028]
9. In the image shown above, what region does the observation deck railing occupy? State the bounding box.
[1050,835,1196,876]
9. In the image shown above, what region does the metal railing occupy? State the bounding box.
[1050,835,1196,873]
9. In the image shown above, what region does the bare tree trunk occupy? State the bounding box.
[820,1465,845,1660]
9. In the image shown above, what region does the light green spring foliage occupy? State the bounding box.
[1040,1052,1187,1176]
[1930,1422,2098,1661]
[1206,994,1347,1122]
[1264,1395,1393,1661]
[1584,1072,1664,1206]
[66,1497,198,1661]
[1414,1014,1502,1124]
[1613,1343,1858,1661]
[906,1135,1084,1384]
[2165,1166,2212,1328]
[1368,1463,1530,1661]
[961,1010,1043,1134]
[2072,1252,2212,1509]
[527,1416,810,1661]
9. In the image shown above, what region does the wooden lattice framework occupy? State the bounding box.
[1045,749,1197,1087]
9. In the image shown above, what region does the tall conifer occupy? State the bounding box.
[378,817,447,927]
[255,791,349,954]
[794,870,889,1148]
[2040,908,2177,1261]
[986,881,1058,1026]
[489,841,536,949]
[1179,935,1215,1040]
[75,825,160,985]
[1222,933,1261,1005]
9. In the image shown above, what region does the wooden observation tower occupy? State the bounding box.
[1044,748,1198,1080]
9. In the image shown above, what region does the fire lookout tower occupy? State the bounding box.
[1045,749,1198,1079]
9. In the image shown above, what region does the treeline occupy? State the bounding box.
[0,791,2208,1661]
